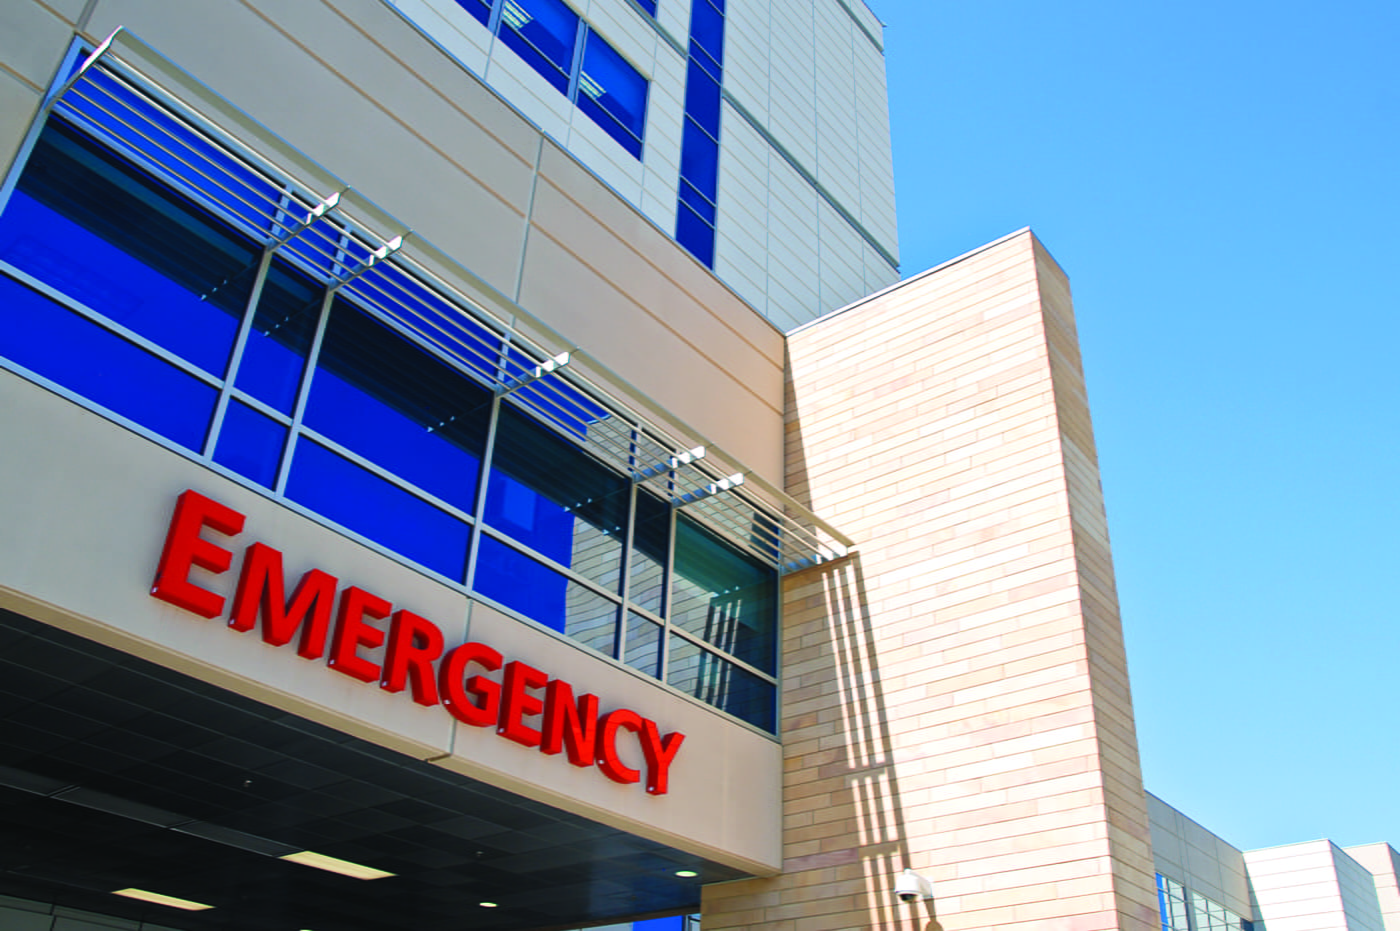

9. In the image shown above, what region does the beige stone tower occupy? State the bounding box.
[704,230,1159,930]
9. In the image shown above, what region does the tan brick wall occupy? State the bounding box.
[703,230,1157,930]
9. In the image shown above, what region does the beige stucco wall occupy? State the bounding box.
[1148,793,1253,919]
[0,0,787,484]
[1346,844,1400,931]
[702,229,1157,929]
[0,368,781,872]
[1245,841,1386,931]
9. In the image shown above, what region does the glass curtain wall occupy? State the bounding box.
[0,59,775,731]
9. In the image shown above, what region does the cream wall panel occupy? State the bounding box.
[1147,794,1252,917]
[1245,842,1385,931]
[1346,844,1400,931]
[485,46,574,138]
[518,144,785,480]
[87,0,539,297]
[654,0,691,48]
[0,371,780,872]
[390,0,493,75]
[864,241,899,293]
[0,70,43,181]
[0,0,73,90]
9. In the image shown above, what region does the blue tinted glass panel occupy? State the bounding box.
[679,118,719,196]
[683,59,721,138]
[286,440,470,579]
[474,536,569,631]
[214,401,286,488]
[668,635,774,731]
[0,274,216,451]
[0,122,256,376]
[502,343,611,439]
[235,257,323,413]
[632,0,658,15]
[305,301,490,514]
[485,405,626,590]
[344,263,500,386]
[678,179,716,226]
[624,612,662,678]
[675,201,715,267]
[454,0,492,25]
[672,515,775,671]
[629,489,669,614]
[634,919,684,931]
[688,0,724,65]
[475,536,619,644]
[578,33,647,158]
[497,0,579,93]
[58,70,280,238]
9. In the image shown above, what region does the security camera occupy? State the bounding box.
[895,867,933,903]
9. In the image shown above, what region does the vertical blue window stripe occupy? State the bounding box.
[675,0,725,267]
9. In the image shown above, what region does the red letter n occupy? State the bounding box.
[540,679,599,767]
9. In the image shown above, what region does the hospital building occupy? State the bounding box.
[0,1,1395,930]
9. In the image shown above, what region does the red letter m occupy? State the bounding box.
[228,543,338,659]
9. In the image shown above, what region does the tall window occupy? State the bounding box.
[675,0,725,266]
[457,0,648,157]
[0,54,775,731]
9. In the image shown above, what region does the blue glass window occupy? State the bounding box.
[672,515,775,672]
[59,69,280,239]
[678,179,716,227]
[345,263,502,386]
[0,274,217,452]
[675,202,716,268]
[475,536,617,644]
[683,60,721,139]
[497,0,580,94]
[688,0,725,67]
[0,121,256,377]
[305,301,490,514]
[668,635,774,731]
[214,401,286,488]
[631,0,658,16]
[680,118,719,196]
[235,257,322,413]
[578,33,648,158]
[286,440,471,579]
[485,404,627,590]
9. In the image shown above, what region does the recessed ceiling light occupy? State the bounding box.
[675,870,699,878]
[112,888,214,911]
[279,851,395,880]
[480,902,499,908]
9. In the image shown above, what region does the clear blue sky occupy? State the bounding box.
[876,0,1399,852]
